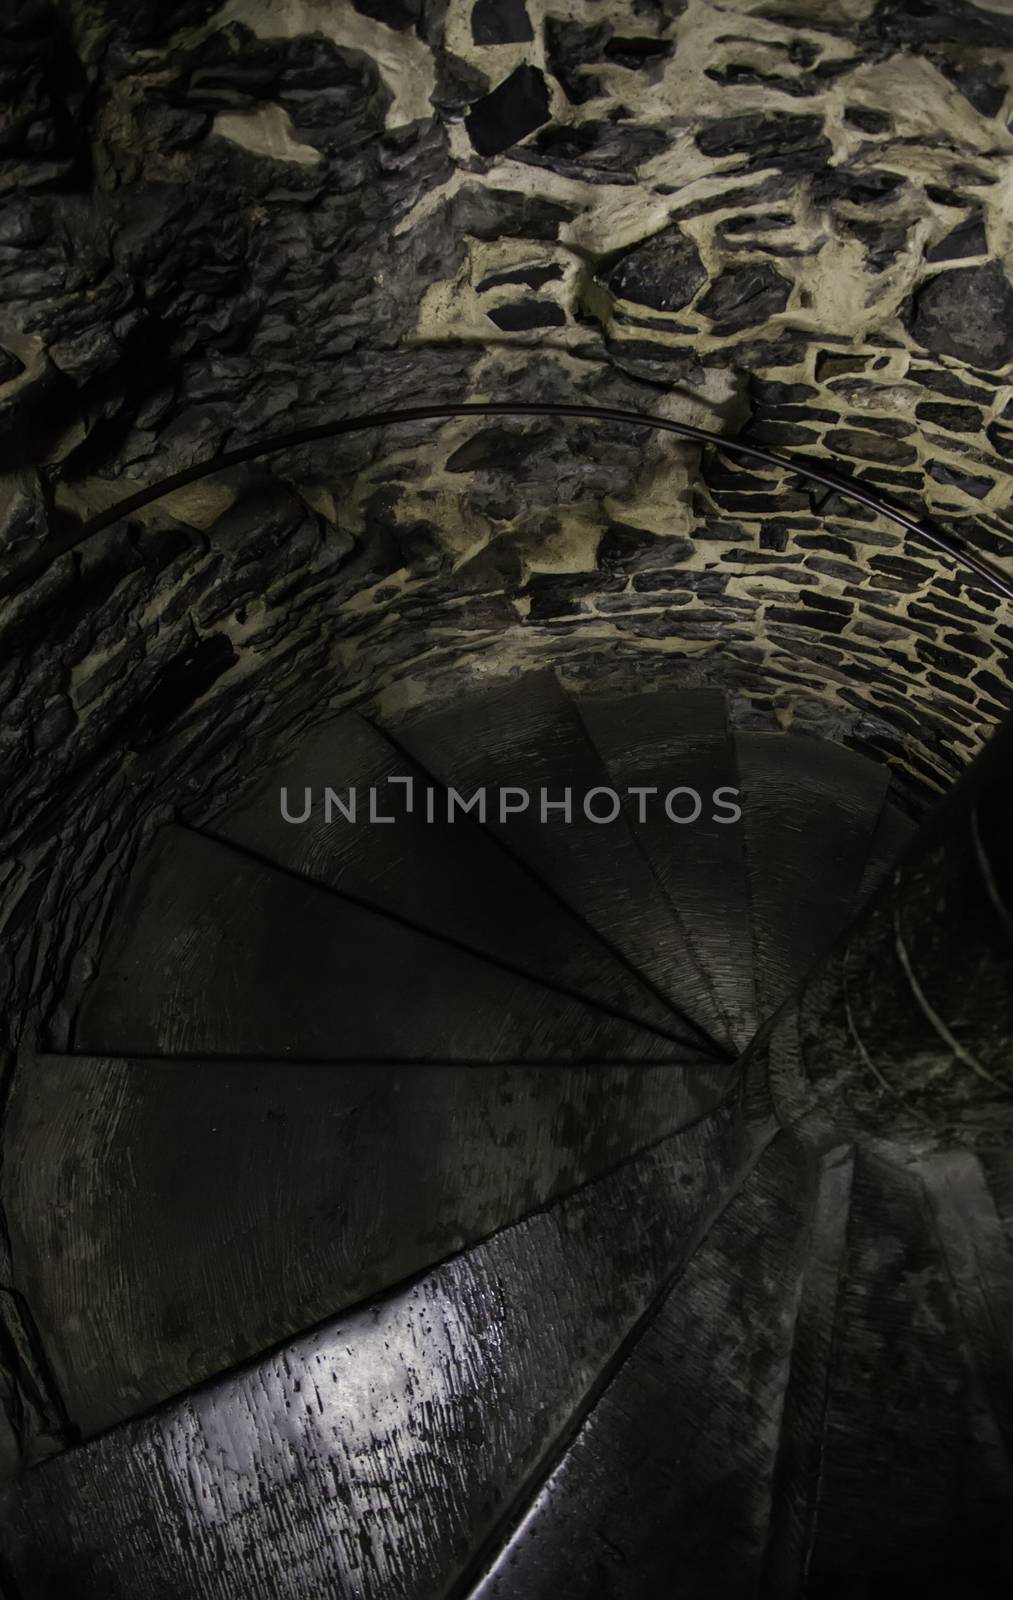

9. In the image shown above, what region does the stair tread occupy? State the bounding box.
[466,1130,815,1600]
[737,731,889,1017]
[3,1052,733,1437]
[792,1150,1012,1589]
[203,710,683,1040]
[392,671,723,1049]
[73,825,688,1063]
[575,687,754,1053]
[0,1107,753,1600]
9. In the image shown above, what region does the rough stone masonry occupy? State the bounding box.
[1,0,1013,1058]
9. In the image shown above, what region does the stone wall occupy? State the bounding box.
[1,0,1013,1066]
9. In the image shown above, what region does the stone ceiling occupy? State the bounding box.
[2,0,1013,1037]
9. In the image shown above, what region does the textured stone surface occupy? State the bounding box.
[0,5,1011,1338]
[908,262,1013,370]
[603,225,707,313]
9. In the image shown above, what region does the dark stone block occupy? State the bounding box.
[843,218,910,273]
[445,427,549,473]
[631,0,687,20]
[942,630,992,660]
[813,168,905,207]
[801,591,852,615]
[751,378,818,405]
[526,572,623,618]
[602,224,706,312]
[915,402,981,434]
[825,428,917,466]
[545,21,673,103]
[843,105,892,133]
[718,333,811,368]
[925,185,976,208]
[350,0,422,28]
[602,338,701,385]
[916,639,974,676]
[924,670,975,704]
[767,604,848,634]
[927,460,994,499]
[974,669,1013,705]
[712,490,808,513]
[717,212,794,239]
[523,118,669,181]
[841,414,913,438]
[910,365,994,404]
[808,488,876,522]
[695,111,829,171]
[805,555,867,583]
[472,0,533,45]
[741,420,818,447]
[668,172,796,219]
[986,423,1013,461]
[816,352,867,381]
[544,18,610,104]
[907,263,1013,371]
[796,534,857,556]
[169,29,391,151]
[597,523,694,574]
[926,213,988,263]
[698,263,792,332]
[0,347,24,383]
[629,570,715,594]
[941,58,1007,118]
[448,185,575,241]
[760,523,789,551]
[432,52,490,115]
[754,403,837,423]
[869,554,935,585]
[911,595,987,627]
[853,466,925,490]
[465,66,551,157]
[705,461,770,492]
[869,0,1013,48]
[486,299,565,331]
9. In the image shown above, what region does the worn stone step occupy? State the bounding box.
[392,670,728,1053]
[575,687,753,1053]
[3,1052,734,1436]
[201,707,691,1044]
[73,824,696,1064]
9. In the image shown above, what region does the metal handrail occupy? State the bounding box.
[4,400,1012,603]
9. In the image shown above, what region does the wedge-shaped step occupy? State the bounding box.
[465,1132,826,1600]
[73,825,688,1063]
[392,671,725,1051]
[203,710,684,1041]
[576,688,754,1053]
[737,732,888,1017]
[774,1150,1012,1593]
[3,1053,734,1436]
[0,1106,763,1599]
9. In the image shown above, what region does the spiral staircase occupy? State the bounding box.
[0,662,1010,1597]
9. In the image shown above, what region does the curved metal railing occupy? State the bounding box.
[3,401,1012,604]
